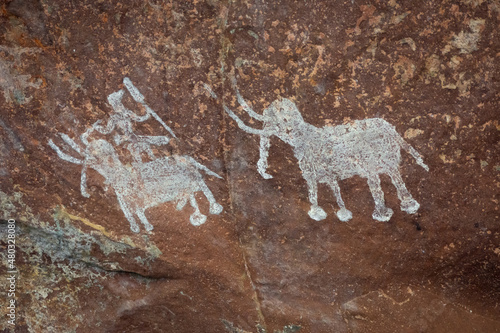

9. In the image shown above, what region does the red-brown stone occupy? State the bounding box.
[0,0,498,332]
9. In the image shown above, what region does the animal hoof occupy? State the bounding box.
[176,198,187,210]
[190,213,207,226]
[372,207,394,222]
[308,206,327,221]
[260,172,273,179]
[144,224,154,232]
[210,203,223,215]
[337,208,352,222]
[130,224,140,233]
[401,199,420,214]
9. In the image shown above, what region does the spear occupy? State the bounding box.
[123,77,177,138]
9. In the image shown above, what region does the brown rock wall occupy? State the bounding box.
[0,0,498,332]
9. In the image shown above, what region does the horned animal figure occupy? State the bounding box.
[49,136,223,232]
[209,80,428,222]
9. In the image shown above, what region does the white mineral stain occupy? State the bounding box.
[451,18,485,54]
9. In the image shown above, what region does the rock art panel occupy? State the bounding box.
[0,0,499,332]
[49,77,223,233]
[209,78,428,223]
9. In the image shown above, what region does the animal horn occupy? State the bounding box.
[48,139,83,165]
[230,75,265,122]
[59,133,84,154]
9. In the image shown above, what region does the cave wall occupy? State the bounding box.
[0,0,499,332]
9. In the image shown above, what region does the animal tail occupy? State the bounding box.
[394,134,429,171]
[185,156,223,179]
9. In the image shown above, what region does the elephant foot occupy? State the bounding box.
[190,212,207,226]
[210,203,223,215]
[401,199,420,214]
[372,207,393,222]
[336,208,352,222]
[308,206,327,221]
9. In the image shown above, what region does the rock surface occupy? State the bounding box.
[0,0,499,332]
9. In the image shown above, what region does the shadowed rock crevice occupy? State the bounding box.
[215,1,272,330]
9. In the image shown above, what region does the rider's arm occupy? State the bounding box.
[94,118,116,134]
[127,107,150,122]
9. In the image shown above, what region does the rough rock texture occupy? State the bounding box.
[0,0,499,332]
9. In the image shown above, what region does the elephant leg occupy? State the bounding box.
[176,196,188,210]
[388,169,420,214]
[325,178,352,222]
[189,194,207,226]
[136,209,154,232]
[199,182,223,215]
[367,174,393,222]
[305,175,327,221]
[257,135,273,179]
[116,195,140,233]
[80,164,90,198]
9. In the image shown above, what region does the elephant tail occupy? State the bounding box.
[395,134,429,171]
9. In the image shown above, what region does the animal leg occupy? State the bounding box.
[388,170,420,214]
[136,209,154,232]
[305,177,327,221]
[367,175,393,222]
[176,197,188,210]
[80,163,90,198]
[189,194,207,226]
[325,178,352,222]
[199,182,223,215]
[257,135,273,179]
[116,195,140,233]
